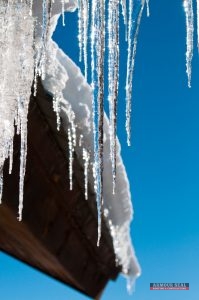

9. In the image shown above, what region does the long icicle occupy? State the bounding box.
[197,0,199,51]
[83,148,90,200]
[108,0,119,194]
[82,0,89,80]
[78,0,89,79]
[146,0,150,17]
[90,0,105,245]
[68,127,74,190]
[126,0,145,146]
[78,0,83,62]
[97,0,105,246]
[91,0,98,203]
[120,0,128,40]
[183,0,194,88]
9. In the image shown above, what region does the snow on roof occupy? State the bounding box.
[33,1,141,289]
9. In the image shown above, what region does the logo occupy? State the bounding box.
[150,283,189,290]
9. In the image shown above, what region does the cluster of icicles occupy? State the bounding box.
[0,2,34,221]
[0,0,197,243]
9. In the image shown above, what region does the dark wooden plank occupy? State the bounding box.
[0,81,120,298]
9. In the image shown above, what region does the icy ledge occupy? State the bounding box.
[37,4,141,290]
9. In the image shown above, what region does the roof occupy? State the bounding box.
[0,80,120,299]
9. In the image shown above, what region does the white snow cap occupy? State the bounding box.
[36,0,141,288]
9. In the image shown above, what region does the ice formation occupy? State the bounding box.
[183,0,194,88]
[42,38,141,288]
[0,2,34,221]
[126,0,145,146]
[77,0,146,242]
[197,0,199,50]
[3,0,198,291]
[83,147,90,200]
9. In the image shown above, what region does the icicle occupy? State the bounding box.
[29,0,33,16]
[61,0,66,26]
[126,0,145,146]
[78,0,83,62]
[183,0,194,88]
[18,103,28,222]
[146,0,150,17]
[120,0,127,25]
[79,134,83,147]
[9,139,14,175]
[108,0,119,194]
[83,148,90,200]
[120,0,128,40]
[78,0,89,79]
[90,0,105,246]
[82,0,89,80]
[60,100,77,191]
[90,2,98,198]
[98,0,105,246]
[0,173,3,204]
[197,0,199,51]
[34,0,53,93]
[68,128,74,190]
[53,92,61,130]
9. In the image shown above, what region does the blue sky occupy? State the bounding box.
[1,0,199,299]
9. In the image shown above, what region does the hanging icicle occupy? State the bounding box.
[146,0,150,17]
[108,0,120,194]
[183,0,194,88]
[83,148,90,200]
[90,0,106,246]
[34,0,53,95]
[68,127,74,190]
[126,0,145,146]
[78,0,89,79]
[53,92,61,131]
[196,0,199,51]
[120,0,128,40]
[61,0,66,26]
[60,99,77,190]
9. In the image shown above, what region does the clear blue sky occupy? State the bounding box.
[1,0,199,299]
